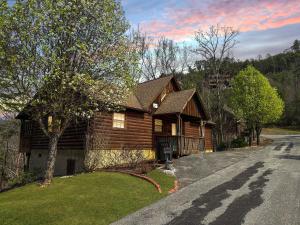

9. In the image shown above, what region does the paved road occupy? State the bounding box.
[112,135,300,225]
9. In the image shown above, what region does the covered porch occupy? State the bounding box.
[151,88,209,160]
[153,113,205,160]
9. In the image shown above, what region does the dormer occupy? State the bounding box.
[151,77,180,112]
[134,76,180,113]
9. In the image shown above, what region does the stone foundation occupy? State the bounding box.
[84,149,156,170]
[29,149,156,176]
[29,149,85,176]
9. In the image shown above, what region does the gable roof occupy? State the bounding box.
[154,89,196,115]
[125,76,209,119]
[154,88,209,120]
[124,93,144,111]
[134,75,176,110]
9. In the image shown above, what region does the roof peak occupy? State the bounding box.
[138,75,173,85]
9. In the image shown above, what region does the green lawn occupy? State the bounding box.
[262,127,300,135]
[0,170,175,225]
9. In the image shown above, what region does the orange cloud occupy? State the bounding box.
[140,0,300,41]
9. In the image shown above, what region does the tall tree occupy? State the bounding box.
[133,31,192,80]
[229,66,284,145]
[291,39,300,52]
[194,25,239,143]
[0,0,137,184]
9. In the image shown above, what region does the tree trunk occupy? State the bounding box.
[216,73,224,144]
[248,127,253,146]
[0,141,9,190]
[248,132,252,146]
[255,126,262,146]
[43,134,59,185]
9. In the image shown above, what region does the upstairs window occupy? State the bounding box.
[154,119,163,132]
[113,113,125,128]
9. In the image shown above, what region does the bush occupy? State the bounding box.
[8,168,42,186]
[217,142,228,151]
[231,137,248,148]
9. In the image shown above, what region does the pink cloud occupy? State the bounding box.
[140,0,300,41]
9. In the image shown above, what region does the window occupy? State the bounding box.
[113,113,125,128]
[171,123,177,136]
[154,119,163,132]
[47,116,61,132]
[48,116,53,132]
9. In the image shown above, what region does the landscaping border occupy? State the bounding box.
[105,170,162,193]
[168,180,179,194]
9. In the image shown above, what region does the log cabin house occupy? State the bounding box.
[17,76,215,176]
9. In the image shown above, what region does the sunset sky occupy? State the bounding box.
[6,0,300,59]
[122,0,300,59]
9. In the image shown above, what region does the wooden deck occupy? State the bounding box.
[155,135,205,159]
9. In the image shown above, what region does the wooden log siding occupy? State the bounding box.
[30,120,87,151]
[184,121,200,138]
[204,126,213,150]
[182,97,199,118]
[180,136,203,155]
[19,120,33,153]
[90,110,153,150]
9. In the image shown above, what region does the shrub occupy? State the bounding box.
[231,137,248,148]
[217,142,228,151]
[8,167,42,186]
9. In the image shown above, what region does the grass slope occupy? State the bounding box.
[0,170,175,225]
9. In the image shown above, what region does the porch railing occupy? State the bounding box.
[155,135,205,158]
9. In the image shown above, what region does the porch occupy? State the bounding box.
[155,135,205,158]
[153,113,205,160]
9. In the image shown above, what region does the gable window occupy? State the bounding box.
[171,123,177,136]
[154,119,163,132]
[113,113,125,128]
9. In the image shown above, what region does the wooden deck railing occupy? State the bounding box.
[155,135,205,157]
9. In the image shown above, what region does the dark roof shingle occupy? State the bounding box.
[135,76,174,110]
[154,89,196,115]
[124,93,143,111]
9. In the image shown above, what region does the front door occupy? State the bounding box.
[66,159,76,175]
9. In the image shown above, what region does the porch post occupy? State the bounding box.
[200,120,205,152]
[177,114,182,156]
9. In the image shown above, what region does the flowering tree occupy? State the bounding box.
[0,0,137,184]
[229,66,284,145]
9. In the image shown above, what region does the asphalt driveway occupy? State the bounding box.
[173,148,262,188]
[112,135,300,225]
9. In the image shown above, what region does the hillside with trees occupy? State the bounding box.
[178,39,300,128]
[232,40,300,126]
